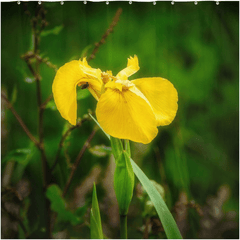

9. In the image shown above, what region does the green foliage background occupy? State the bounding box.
[1,1,239,239]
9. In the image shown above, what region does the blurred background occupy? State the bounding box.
[1,1,239,239]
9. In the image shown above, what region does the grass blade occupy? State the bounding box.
[90,183,103,239]
[130,159,182,239]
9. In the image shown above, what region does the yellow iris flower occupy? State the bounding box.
[52,55,178,144]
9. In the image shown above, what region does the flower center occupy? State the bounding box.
[115,79,135,89]
[104,78,135,92]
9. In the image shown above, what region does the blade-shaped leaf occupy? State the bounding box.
[91,115,182,239]
[130,159,182,239]
[90,183,103,239]
[81,44,93,58]
[89,113,110,139]
[11,85,17,104]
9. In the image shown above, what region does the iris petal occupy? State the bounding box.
[132,77,178,126]
[52,60,102,125]
[96,88,158,144]
[80,58,102,80]
[116,55,140,80]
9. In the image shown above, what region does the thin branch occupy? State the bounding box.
[22,52,58,72]
[41,93,53,109]
[27,60,41,80]
[88,8,122,62]
[1,93,39,148]
[23,3,51,238]
[62,129,98,197]
[35,37,52,240]
[35,74,44,142]
[35,55,58,72]
[33,56,50,191]
[1,92,49,190]
[50,116,91,174]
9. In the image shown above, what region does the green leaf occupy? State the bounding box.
[150,180,165,200]
[10,143,36,184]
[77,88,90,100]
[2,148,32,165]
[45,99,57,111]
[90,183,103,239]
[89,145,112,157]
[11,85,17,104]
[114,151,134,215]
[40,25,63,37]
[130,159,182,239]
[19,198,30,238]
[46,185,80,225]
[75,204,88,219]
[139,180,166,218]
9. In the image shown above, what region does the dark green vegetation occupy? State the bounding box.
[1,1,239,239]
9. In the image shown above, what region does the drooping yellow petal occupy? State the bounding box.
[116,55,140,80]
[52,60,102,125]
[96,88,158,144]
[132,77,178,126]
[87,84,101,101]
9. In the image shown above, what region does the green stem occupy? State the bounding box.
[124,139,131,157]
[120,214,128,239]
[110,136,123,160]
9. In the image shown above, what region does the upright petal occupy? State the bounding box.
[52,60,102,125]
[132,77,178,126]
[80,58,102,80]
[96,88,158,144]
[116,55,140,80]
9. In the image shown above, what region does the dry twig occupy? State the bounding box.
[50,115,91,174]
[62,128,98,197]
[22,51,58,72]
[1,93,39,148]
[21,3,52,238]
